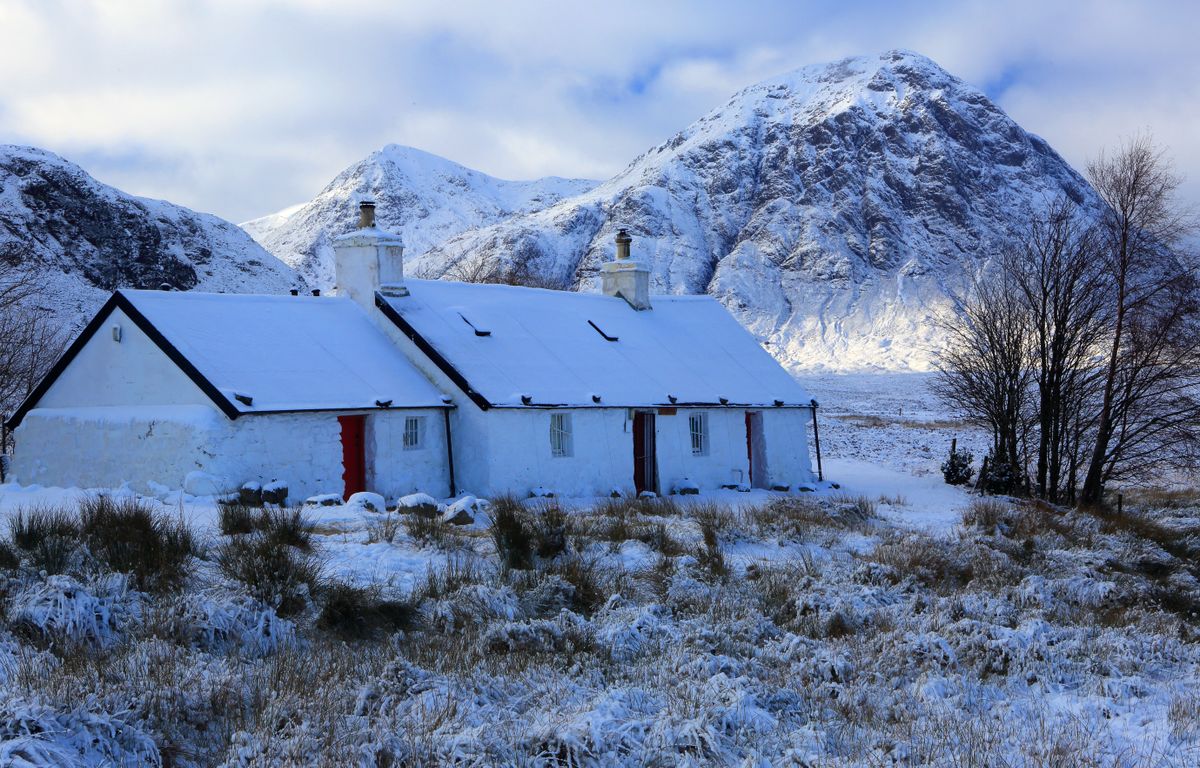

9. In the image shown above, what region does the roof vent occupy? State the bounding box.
[234,392,253,406]
[359,200,376,229]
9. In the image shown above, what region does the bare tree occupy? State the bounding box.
[0,256,66,432]
[441,250,568,291]
[1002,199,1109,503]
[933,266,1036,493]
[1079,136,1200,505]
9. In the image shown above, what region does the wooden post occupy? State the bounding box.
[1117,492,1123,516]
[976,455,989,495]
[810,400,823,482]
[950,437,957,457]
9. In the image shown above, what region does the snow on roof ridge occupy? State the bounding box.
[121,288,334,304]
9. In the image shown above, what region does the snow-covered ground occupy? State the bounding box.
[1,372,1198,766]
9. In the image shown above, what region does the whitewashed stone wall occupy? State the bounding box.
[760,408,817,488]
[13,406,223,492]
[367,410,451,498]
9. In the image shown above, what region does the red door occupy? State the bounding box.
[339,415,366,500]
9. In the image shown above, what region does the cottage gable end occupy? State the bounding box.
[7,293,239,429]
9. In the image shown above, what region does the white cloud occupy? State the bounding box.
[0,0,1196,222]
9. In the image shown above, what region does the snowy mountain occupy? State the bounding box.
[410,50,1094,371]
[0,145,299,331]
[241,145,598,289]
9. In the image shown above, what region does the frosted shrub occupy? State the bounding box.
[79,495,196,592]
[490,495,533,570]
[962,498,1009,534]
[9,506,79,575]
[9,573,138,648]
[214,534,323,617]
[316,582,414,640]
[155,591,296,656]
[531,501,567,559]
[217,502,257,535]
[830,494,877,525]
[867,531,973,593]
[402,510,448,545]
[257,507,314,551]
[0,694,161,767]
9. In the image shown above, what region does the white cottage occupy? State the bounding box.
[7,203,821,500]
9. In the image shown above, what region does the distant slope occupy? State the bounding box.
[413,51,1096,371]
[0,145,300,331]
[242,144,598,289]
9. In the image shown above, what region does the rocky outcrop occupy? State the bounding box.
[411,51,1096,371]
[0,145,299,329]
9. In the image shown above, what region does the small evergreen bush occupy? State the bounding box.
[981,452,1020,495]
[942,447,974,486]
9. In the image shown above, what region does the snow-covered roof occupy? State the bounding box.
[378,279,813,409]
[120,290,448,414]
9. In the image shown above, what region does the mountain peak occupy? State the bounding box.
[247,50,1095,371]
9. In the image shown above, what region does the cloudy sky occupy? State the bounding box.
[1,0,1196,223]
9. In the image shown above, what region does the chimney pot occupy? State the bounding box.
[615,228,632,260]
[359,201,376,229]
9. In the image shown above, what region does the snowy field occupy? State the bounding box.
[0,373,1198,766]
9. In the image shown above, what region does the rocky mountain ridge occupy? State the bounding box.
[251,50,1097,371]
[242,144,597,289]
[0,145,299,331]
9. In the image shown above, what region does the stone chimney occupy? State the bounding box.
[333,200,407,307]
[600,228,651,310]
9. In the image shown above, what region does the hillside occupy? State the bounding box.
[241,144,597,289]
[0,145,299,331]
[413,50,1096,371]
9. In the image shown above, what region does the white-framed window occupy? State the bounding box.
[689,411,709,456]
[550,413,573,458]
[403,416,425,450]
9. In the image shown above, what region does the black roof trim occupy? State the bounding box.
[241,404,452,416]
[6,291,242,429]
[375,292,493,411]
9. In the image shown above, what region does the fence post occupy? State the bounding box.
[976,455,989,495]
